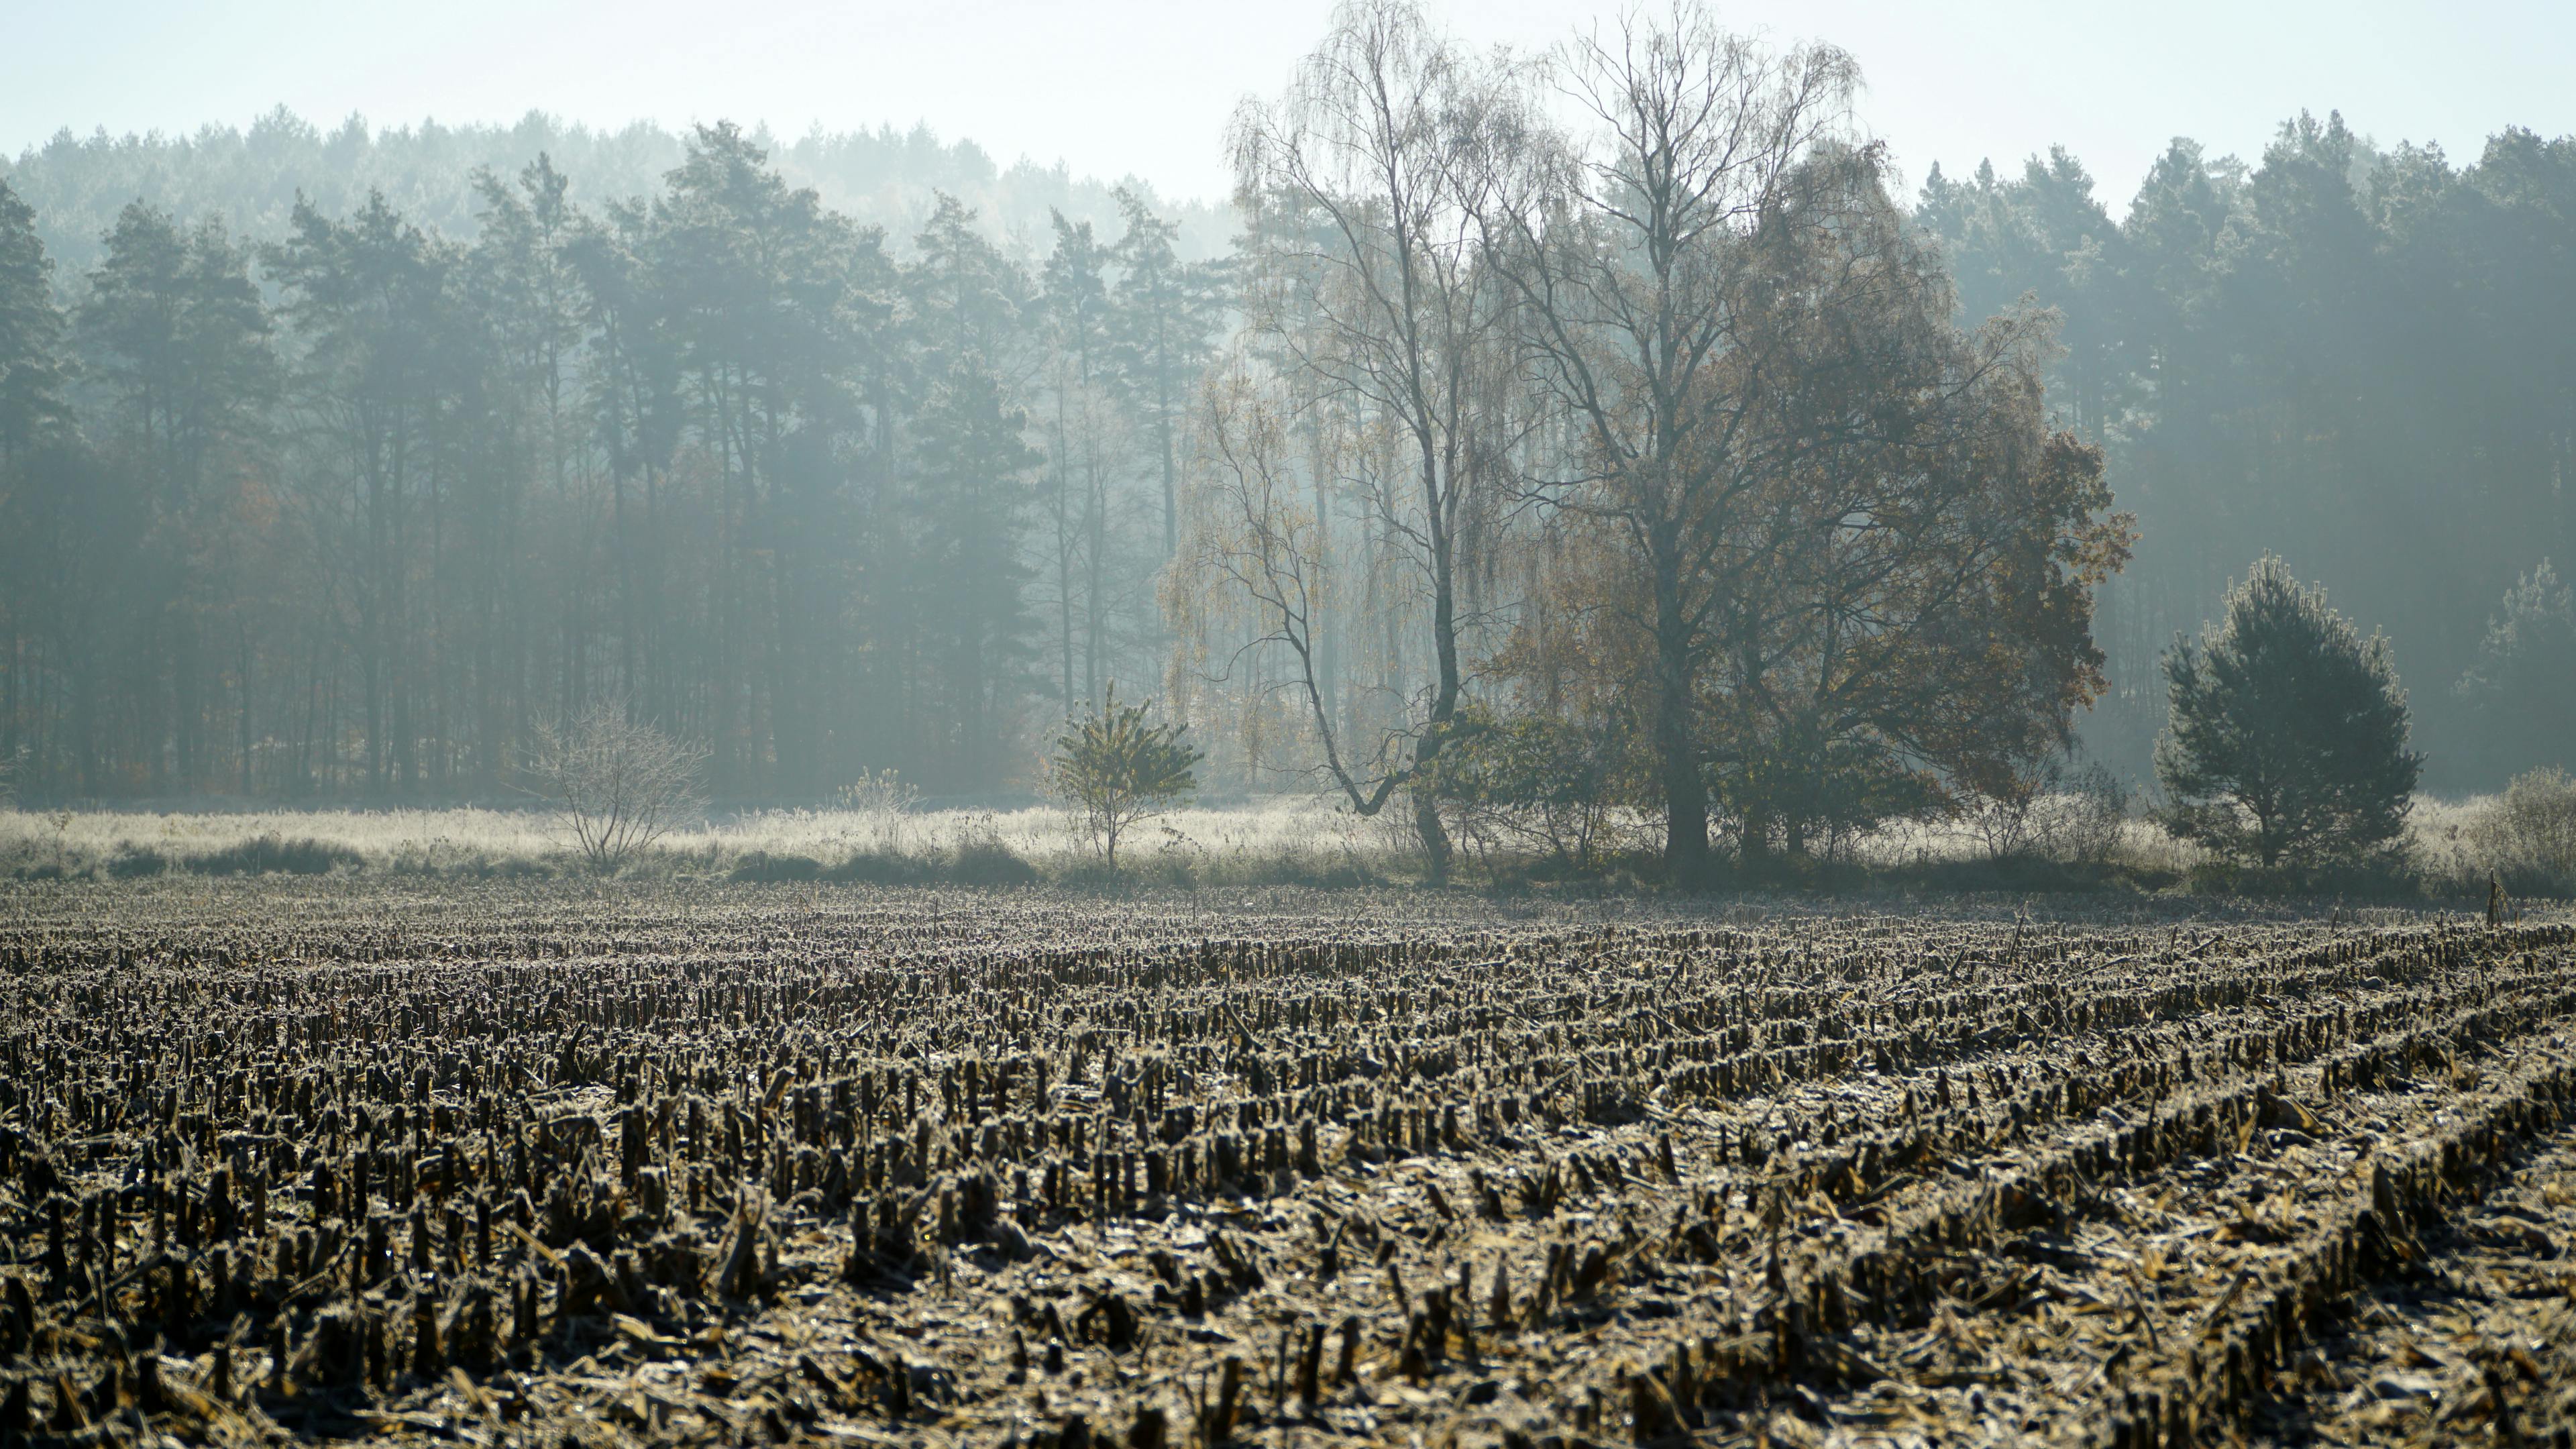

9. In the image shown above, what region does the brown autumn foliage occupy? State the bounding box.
[1488,153,2135,867]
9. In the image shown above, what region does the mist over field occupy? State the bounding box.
[1,0,2569,896]
[13,13,2576,1449]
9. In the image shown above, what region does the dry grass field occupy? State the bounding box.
[0,792,2556,900]
[3,877,2573,1447]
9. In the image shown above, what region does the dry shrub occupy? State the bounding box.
[1966,753,2130,866]
[526,699,708,871]
[2472,767,2576,893]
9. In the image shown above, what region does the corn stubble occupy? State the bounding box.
[2,881,2574,1448]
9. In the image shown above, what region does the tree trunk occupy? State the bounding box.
[1417,451,1463,887]
[1653,544,1711,881]
[1739,800,1773,876]
[1411,783,1452,885]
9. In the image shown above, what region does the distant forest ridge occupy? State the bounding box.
[0,108,1241,272]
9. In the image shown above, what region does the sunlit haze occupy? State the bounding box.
[2,0,2569,837]
[7,0,2567,202]
[7,12,2576,1432]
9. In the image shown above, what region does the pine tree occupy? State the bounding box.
[1106,187,1223,561]
[0,177,66,464]
[2155,556,2422,868]
[263,188,455,790]
[80,204,276,492]
[78,202,276,790]
[1039,211,1115,716]
[907,361,1040,790]
[2457,559,2576,780]
[910,193,1026,375]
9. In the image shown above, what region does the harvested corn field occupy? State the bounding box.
[3,880,2575,1448]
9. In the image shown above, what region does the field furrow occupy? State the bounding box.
[0,880,2565,1448]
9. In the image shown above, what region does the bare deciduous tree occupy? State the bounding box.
[1172,370,1364,800]
[1220,0,1526,882]
[526,699,707,871]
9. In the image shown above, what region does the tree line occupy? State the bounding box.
[1915,114,2576,790]
[0,124,1220,800]
[1,0,2568,859]
[4,108,1235,279]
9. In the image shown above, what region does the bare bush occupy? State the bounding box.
[525,700,708,871]
[2045,760,2133,865]
[837,768,919,817]
[2472,767,2576,886]
[1966,752,2131,865]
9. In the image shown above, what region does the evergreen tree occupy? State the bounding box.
[906,361,1040,790]
[2155,556,2422,868]
[561,195,686,739]
[1106,186,1224,561]
[910,192,1026,375]
[0,177,66,463]
[1039,211,1115,716]
[79,205,275,492]
[645,121,904,795]
[2457,559,2576,779]
[78,202,276,790]
[460,156,585,785]
[263,188,458,790]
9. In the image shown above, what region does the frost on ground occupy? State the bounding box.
[1,881,2571,1448]
[0,798,1415,879]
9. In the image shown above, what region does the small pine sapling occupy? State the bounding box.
[1048,686,1203,872]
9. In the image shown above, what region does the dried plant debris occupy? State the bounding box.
[0,879,2571,1448]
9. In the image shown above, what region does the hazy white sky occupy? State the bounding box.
[4,0,2568,206]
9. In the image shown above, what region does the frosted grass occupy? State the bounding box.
[0,796,1417,878]
[0,792,2524,885]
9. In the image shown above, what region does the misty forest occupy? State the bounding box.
[1,1,2571,887]
[18,8,2576,1449]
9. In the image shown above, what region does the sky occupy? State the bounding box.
[3,0,2569,208]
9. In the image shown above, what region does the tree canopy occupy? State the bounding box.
[2155,557,2422,868]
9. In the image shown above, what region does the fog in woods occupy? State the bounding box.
[1,0,2568,881]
